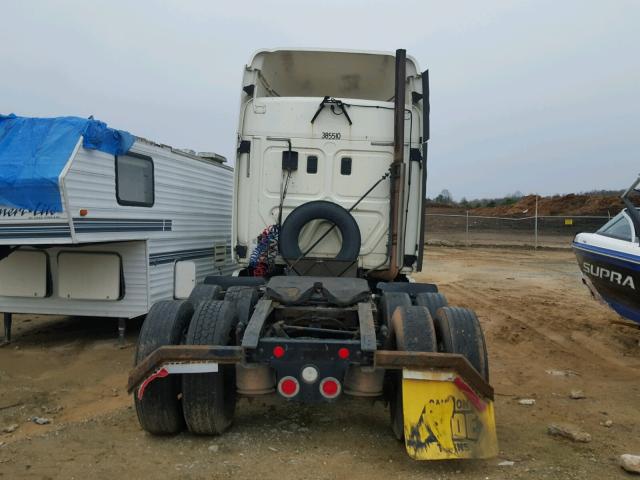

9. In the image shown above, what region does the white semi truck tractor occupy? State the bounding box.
[128,48,498,461]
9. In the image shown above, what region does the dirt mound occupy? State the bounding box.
[473,194,624,217]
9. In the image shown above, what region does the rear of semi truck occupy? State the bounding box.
[233,48,426,277]
[129,48,497,461]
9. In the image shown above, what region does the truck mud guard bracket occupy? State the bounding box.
[126,345,243,395]
[374,350,493,400]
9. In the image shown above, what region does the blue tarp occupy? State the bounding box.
[0,114,135,213]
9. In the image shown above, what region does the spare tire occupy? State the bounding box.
[279,200,361,261]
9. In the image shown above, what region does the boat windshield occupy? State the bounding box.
[597,213,633,241]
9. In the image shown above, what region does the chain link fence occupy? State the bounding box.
[425,212,610,248]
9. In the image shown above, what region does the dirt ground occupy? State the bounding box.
[1,247,639,479]
[427,232,574,249]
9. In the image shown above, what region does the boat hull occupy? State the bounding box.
[573,242,640,324]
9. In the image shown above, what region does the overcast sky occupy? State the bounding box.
[2,0,638,199]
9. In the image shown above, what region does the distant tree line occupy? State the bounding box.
[428,189,524,208]
[577,189,624,197]
[428,188,626,209]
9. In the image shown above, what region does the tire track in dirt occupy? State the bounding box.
[445,283,640,372]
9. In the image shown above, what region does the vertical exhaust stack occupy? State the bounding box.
[374,48,407,281]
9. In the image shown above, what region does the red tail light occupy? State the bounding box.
[319,377,341,399]
[278,376,300,398]
[337,347,350,359]
[273,345,285,358]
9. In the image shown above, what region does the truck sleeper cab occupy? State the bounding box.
[233,48,427,276]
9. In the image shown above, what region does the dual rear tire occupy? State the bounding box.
[388,306,437,439]
[414,292,448,319]
[380,291,488,380]
[182,301,238,435]
[434,306,489,381]
[381,290,489,440]
[134,291,248,436]
[134,300,194,434]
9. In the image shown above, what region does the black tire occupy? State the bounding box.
[380,292,412,348]
[414,292,448,319]
[390,306,437,353]
[279,200,361,261]
[134,300,194,435]
[188,284,222,308]
[388,306,437,440]
[377,282,439,295]
[224,286,259,326]
[182,300,238,435]
[203,276,265,289]
[434,306,489,381]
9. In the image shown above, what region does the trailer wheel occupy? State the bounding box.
[388,306,437,440]
[224,286,259,326]
[134,300,194,435]
[182,300,238,435]
[434,306,489,381]
[414,292,448,318]
[188,284,222,308]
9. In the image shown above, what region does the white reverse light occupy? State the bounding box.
[301,365,319,383]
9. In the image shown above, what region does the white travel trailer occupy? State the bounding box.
[0,114,234,343]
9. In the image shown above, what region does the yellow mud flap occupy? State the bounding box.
[402,369,498,460]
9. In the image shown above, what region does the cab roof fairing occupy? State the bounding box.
[246,48,421,74]
[242,48,422,102]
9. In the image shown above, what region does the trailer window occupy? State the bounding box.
[116,153,154,207]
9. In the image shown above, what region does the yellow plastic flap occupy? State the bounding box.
[402,371,498,460]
